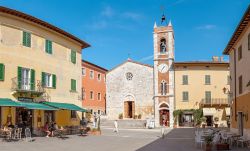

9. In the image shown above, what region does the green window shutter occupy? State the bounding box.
[23,31,31,47]
[30,69,35,90]
[45,40,53,54]
[17,67,22,89]
[71,79,76,91]
[71,50,76,64]
[0,64,5,81]
[42,72,46,86]
[52,74,56,88]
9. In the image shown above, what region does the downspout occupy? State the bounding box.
[233,48,237,121]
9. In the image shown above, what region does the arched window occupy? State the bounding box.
[160,81,167,95]
[160,39,166,54]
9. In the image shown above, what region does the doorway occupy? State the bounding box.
[159,110,169,126]
[206,116,213,126]
[16,108,33,132]
[124,101,134,118]
[238,112,244,136]
[44,111,55,124]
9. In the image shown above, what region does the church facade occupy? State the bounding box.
[106,20,229,128]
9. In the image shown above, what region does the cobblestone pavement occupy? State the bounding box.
[0,128,249,151]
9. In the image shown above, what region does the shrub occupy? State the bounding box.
[138,114,142,119]
[118,113,123,119]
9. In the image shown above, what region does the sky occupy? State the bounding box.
[0,0,249,70]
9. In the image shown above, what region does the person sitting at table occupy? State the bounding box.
[44,122,51,138]
[6,121,14,128]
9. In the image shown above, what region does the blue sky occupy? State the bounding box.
[1,0,249,69]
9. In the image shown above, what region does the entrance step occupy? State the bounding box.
[101,119,147,128]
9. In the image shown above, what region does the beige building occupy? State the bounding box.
[223,5,250,137]
[174,58,230,127]
[0,6,89,134]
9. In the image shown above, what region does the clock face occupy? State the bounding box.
[158,64,168,73]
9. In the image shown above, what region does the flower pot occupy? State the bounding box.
[202,124,206,128]
[214,124,218,128]
[205,144,212,151]
[216,143,229,150]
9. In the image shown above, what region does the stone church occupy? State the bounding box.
[106,20,175,128]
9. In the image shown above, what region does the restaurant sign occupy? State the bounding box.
[18,97,33,102]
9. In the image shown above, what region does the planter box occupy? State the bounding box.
[216,144,229,150]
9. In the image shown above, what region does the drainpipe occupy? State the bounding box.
[233,48,237,121]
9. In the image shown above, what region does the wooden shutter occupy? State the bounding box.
[0,64,5,81]
[22,31,27,46]
[41,72,46,86]
[71,50,76,64]
[45,40,49,53]
[17,67,22,89]
[71,79,76,91]
[27,32,31,47]
[132,101,135,118]
[239,76,243,94]
[45,40,52,54]
[248,33,250,50]
[30,69,35,90]
[52,74,56,88]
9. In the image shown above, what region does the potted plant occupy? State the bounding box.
[134,114,138,119]
[201,117,207,128]
[214,117,219,128]
[204,134,214,151]
[118,113,123,119]
[138,114,142,119]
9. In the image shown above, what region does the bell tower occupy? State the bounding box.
[153,15,175,128]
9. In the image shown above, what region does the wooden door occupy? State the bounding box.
[132,101,135,118]
[124,102,128,118]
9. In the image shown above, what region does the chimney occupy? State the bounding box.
[212,56,219,62]
[220,56,224,62]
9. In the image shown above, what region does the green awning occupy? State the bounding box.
[43,102,87,112]
[20,102,57,110]
[0,98,22,107]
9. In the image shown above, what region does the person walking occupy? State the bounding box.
[113,120,118,133]
[161,119,166,139]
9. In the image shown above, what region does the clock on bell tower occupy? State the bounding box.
[153,17,175,128]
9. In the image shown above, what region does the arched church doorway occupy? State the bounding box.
[159,103,169,126]
[124,101,135,118]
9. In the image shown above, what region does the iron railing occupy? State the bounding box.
[11,77,45,93]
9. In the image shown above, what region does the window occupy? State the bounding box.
[160,81,167,95]
[71,110,77,118]
[90,70,94,79]
[90,91,94,100]
[82,88,85,100]
[205,91,211,104]
[45,40,52,54]
[248,33,250,50]
[22,31,31,47]
[17,67,35,91]
[71,79,76,91]
[98,93,101,100]
[82,68,86,76]
[182,91,189,101]
[0,63,5,81]
[98,110,101,115]
[227,75,231,85]
[160,39,166,54]
[97,73,101,81]
[126,72,133,80]
[238,45,242,61]
[42,72,56,88]
[205,75,211,85]
[71,50,76,64]
[239,75,243,94]
[182,75,188,85]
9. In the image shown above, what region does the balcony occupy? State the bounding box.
[11,77,45,96]
[200,98,230,107]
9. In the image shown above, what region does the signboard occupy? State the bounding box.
[18,97,33,102]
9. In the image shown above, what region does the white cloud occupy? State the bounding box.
[101,6,114,18]
[196,24,217,30]
[122,12,143,20]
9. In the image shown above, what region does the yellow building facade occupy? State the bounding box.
[174,60,230,127]
[223,6,250,136]
[0,7,89,134]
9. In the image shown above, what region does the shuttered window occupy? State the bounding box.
[71,50,76,64]
[0,64,5,81]
[182,91,189,101]
[239,75,243,94]
[248,33,250,50]
[30,69,35,90]
[205,75,211,85]
[42,72,56,88]
[23,31,31,47]
[182,75,188,85]
[71,79,76,91]
[205,91,211,104]
[238,45,242,61]
[45,40,53,54]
